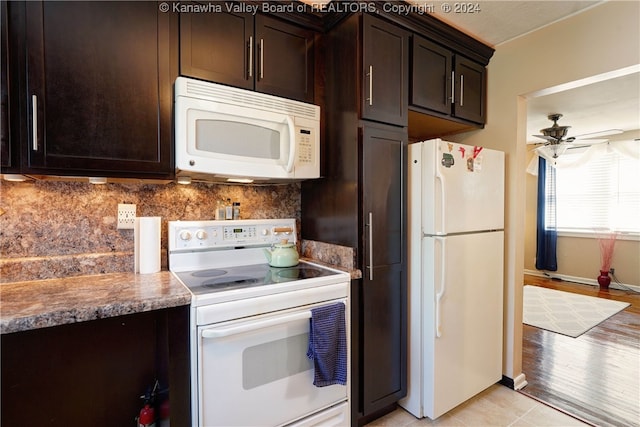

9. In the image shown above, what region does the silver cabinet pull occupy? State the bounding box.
[31,95,38,151]
[460,74,464,107]
[248,36,253,78]
[259,38,264,80]
[450,71,455,104]
[367,212,374,281]
[366,65,373,106]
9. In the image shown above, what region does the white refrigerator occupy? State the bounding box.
[399,139,505,420]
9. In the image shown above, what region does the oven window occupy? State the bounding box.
[196,119,281,159]
[242,333,312,390]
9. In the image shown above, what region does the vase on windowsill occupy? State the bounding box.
[597,270,611,289]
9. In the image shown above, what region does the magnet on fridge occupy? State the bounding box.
[466,156,474,172]
[474,155,483,172]
[441,153,455,168]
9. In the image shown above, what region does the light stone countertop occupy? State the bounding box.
[0,271,191,334]
[0,263,360,335]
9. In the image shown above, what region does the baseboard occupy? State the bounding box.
[500,373,528,391]
[524,269,640,293]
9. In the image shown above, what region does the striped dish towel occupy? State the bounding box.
[306,302,347,387]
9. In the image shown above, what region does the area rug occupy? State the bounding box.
[523,285,630,338]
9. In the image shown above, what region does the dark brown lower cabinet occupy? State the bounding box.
[360,124,407,417]
[302,121,407,426]
[1,307,190,427]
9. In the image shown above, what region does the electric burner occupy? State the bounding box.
[192,269,227,278]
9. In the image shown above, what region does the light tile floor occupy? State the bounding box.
[365,385,588,426]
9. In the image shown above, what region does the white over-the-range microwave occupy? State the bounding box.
[174,77,320,184]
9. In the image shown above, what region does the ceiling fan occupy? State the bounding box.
[531,113,621,158]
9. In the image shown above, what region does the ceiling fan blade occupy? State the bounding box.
[570,138,608,145]
[570,129,623,140]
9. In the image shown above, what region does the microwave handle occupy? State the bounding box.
[285,116,296,173]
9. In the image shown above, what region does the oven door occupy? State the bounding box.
[197,299,348,427]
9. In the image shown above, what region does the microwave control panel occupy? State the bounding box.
[297,128,314,164]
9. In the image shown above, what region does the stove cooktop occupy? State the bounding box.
[174,261,341,296]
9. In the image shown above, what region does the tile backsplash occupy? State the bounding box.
[0,180,300,283]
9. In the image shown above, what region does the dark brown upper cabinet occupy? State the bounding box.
[1,1,15,171]
[18,1,175,179]
[180,11,315,103]
[411,35,486,125]
[362,14,409,127]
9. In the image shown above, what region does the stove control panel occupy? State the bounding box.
[168,219,296,252]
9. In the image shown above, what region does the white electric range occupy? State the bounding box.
[168,219,350,427]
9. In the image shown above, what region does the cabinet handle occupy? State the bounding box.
[259,38,264,80]
[248,36,253,79]
[31,95,38,151]
[366,65,373,106]
[450,71,455,104]
[367,212,374,281]
[460,74,464,107]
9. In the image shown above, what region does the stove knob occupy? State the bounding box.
[179,230,192,241]
[261,229,269,236]
[196,230,207,240]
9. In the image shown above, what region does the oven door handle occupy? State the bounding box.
[201,311,312,339]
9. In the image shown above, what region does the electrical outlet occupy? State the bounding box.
[609,267,615,275]
[117,203,136,229]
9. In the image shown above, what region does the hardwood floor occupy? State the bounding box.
[521,274,640,427]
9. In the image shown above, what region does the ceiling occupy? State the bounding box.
[526,71,640,144]
[405,0,640,143]
[409,0,602,47]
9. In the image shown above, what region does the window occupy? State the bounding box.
[546,148,640,235]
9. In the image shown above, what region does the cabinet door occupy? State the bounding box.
[24,1,173,177]
[453,57,486,124]
[362,14,408,126]
[255,15,315,103]
[411,36,452,115]
[1,1,13,170]
[180,8,253,91]
[361,124,407,415]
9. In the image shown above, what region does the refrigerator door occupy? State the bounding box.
[423,231,504,419]
[412,139,505,235]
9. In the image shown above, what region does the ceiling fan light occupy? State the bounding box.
[539,144,568,159]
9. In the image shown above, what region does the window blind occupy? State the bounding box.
[548,150,640,234]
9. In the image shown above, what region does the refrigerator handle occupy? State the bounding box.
[434,236,446,338]
[367,212,374,281]
[435,168,446,234]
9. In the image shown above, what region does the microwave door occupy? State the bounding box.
[177,99,296,180]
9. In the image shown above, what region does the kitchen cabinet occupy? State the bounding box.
[362,14,409,126]
[411,35,486,124]
[301,12,407,426]
[10,1,175,179]
[1,0,19,172]
[180,10,315,103]
[1,307,190,427]
[360,123,407,417]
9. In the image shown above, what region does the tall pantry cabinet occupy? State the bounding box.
[301,13,408,426]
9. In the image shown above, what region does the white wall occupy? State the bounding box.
[448,1,640,386]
